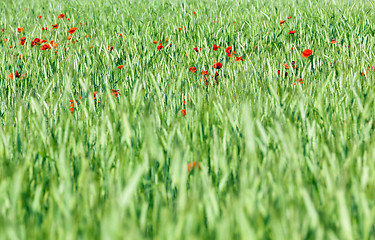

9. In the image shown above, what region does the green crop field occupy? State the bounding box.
[1,0,375,239]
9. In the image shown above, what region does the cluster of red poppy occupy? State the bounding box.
[69,90,119,113]
[187,45,243,88]
[153,38,172,51]
[111,89,120,98]
[3,10,119,111]
[178,26,187,32]
[360,65,375,78]
[8,71,26,79]
[5,13,80,54]
[20,37,26,45]
[187,161,200,172]
[69,96,81,113]
[2,11,354,174]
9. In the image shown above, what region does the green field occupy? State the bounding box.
[1,0,375,239]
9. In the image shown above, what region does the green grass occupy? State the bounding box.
[1,0,375,239]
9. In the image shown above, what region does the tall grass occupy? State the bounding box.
[0,0,375,239]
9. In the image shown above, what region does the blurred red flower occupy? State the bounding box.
[187,161,200,171]
[213,62,222,69]
[68,27,76,34]
[189,67,197,73]
[301,49,313,58]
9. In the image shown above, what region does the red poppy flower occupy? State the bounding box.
[225,46,235,57]
[68,18,70,21]
[181,109,187,116]
[52,24,58,29]
[194,47,201,52]
[9,71,22,79]
[58,14,65,19]
[67,36,72,40]
[294,78,303,85]
[111,89,120,98]
[40,44,51,50]
[280,20,285,25]
[36,16,42,19]
[225,46,232,54]
[153,40,158,44]
[331,39,337,44]
[31,38,40,46]
[75,96,81,106]
[236,56,243,62]
[17,27,24,33]
[201,70,208,75]
[284,63,289,69]
[301,49,313,58]
[1,28,4,33]
[189,67,197,73]
[157,44,163,51]
[68,27,76,34]
[20,37,26,45]
[203,77,208,87]
[178,27,182,31]
[212,45,219,51]
[69,100,74,107]
[287,16,292,19]
[187,161,200,171]
[277,70,280,76]
[288,30,296,34]
[285,72,288,77]
[213,62,222,69]
[192,11,196,14]
[118,65,124,69]
[42,27,47,31]
[31,38,47,46]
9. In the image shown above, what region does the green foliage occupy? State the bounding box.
[0,0,375,239]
